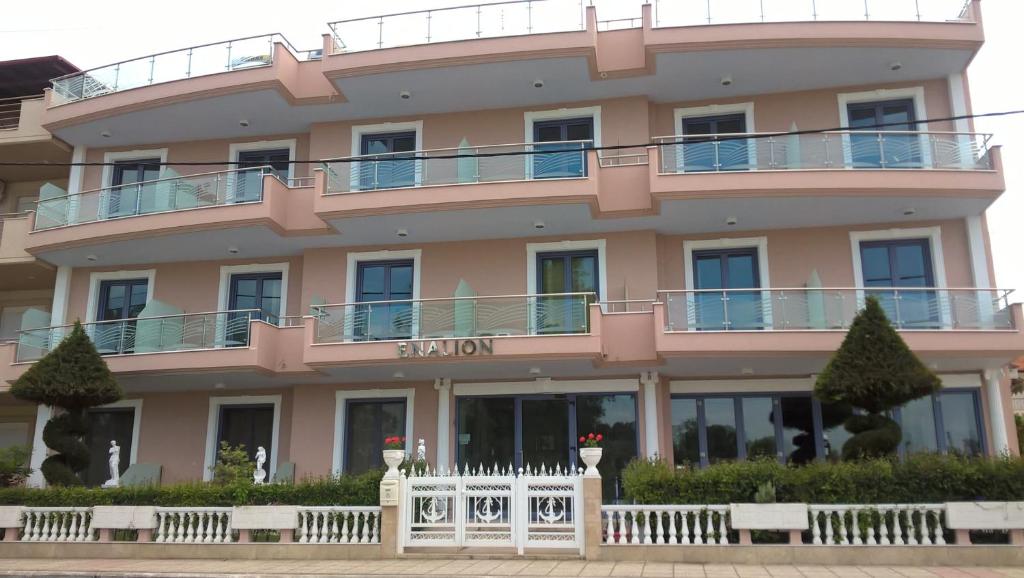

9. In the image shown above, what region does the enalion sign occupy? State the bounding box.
[397,338,494,358]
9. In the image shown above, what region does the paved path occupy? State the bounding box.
[0,560,1022,578]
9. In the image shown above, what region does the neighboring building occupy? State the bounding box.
[1,1,1020,491]
[0,56,78,469]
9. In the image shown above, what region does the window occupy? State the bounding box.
[846,99,920,168]
[671,394,820,467]
[227,273,282,344]
[82,407,136,487]
[457,397,516,470]
[692,248,762,330]
[536,250,598,334]
[680,113,749,172]
[217,404,274,470]
[358,132,417,190]
[95,278,149,354]
[108,158,161,217]
[575,393,638,500]
[532,117,593,179]
[859,238,938,328]
[235,148,289,201]
[355,260,414,340]
[344,399,407,474]
[892,390,985,457]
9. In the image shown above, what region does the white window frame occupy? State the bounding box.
[203,394,281,482]
[526,239,608,331]
[672,103,756,173]
[849,226,950,326]
[349,121,423,191]
[344,249,422,341]
[836,87,931,168]
[93,398,144,467]
[85,269,157,324]
[525,106,601,180]
[332,388,415,475]
[217,262,290,324]
[682,237,772,331]
[100,149,170,189]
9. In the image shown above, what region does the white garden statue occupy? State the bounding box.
[101,440,120,488]
[253,446,267,485]
[416,438,427,462]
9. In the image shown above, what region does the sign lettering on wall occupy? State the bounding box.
[397,339,494,358]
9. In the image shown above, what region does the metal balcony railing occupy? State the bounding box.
[653,0,974,27]
[321,140,591,194]
[49,34,317,105]
[659,288,1015,332]
[33,166,272,230]
[654,131,993,174]
[312,293,595,343]
[0,95,35,130]
[16,309,262,363]
[328,0,586,53]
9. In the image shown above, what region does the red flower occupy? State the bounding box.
[596,434,603,442]
[588,433,595,439]
[579,436,586,443]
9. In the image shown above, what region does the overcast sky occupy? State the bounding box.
[3,0,1020,297]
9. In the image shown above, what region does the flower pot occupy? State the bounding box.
[579,447,603,477]
[382,449,405,478]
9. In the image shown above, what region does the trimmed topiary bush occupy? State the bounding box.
[814,296,941,458]
[10,322,122,486]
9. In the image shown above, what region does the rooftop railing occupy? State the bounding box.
[0,95,37,130]
[659,288,1015,333]
[16,309,263,362]
[33,166,271,230]
[652,0,973,28]
[322,140,591,194]
[328,0,586,53]
[654,131,993,174]
[49,34,316,106]
[312,292,595,343]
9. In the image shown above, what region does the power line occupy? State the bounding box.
[1,109,1020,167]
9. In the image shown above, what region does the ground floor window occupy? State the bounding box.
[456,393,638,499]
[217,404,274,472]
[344,399,407,474]
[83,407,135,487]
[671,389,985,467]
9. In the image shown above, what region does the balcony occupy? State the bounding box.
[304,293,604,378]
[651,0,973,27]
[314,142,607,232]
[26,168,329,266]
[49,34,317,106]
[0,96,71,182]
[653,287,1024,376]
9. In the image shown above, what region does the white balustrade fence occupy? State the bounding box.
[155,508,232,544]
[603,505,731,545]
[296,507,381,544]
[22,508,94,542]
[402,464,583,554]
[809,505,946,545]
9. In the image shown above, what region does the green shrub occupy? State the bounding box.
[0,446,32,487]
[1016,415,1023,454]
[622,454,1024,504]
[814,296,941,458]
[211,442,252,486]
[0,469,383,507]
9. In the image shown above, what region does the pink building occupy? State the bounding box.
[0,0,1019,491]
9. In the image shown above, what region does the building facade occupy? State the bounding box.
[0,0,1020,492]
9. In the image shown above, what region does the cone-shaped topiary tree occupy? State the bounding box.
[10,322,122,485]
[814,295,941,459]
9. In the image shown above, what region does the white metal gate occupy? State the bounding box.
[401,465,583,554]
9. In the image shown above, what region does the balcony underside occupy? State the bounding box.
[48,45,974,148]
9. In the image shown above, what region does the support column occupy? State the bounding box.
[583,466,603,560]
[50,265,72,328]
[641,371,660,458]
[434,378,451,470]
[27,404,51,488]
[68,146,86,195]
[984,369,1010,455]
[946,73,973,169]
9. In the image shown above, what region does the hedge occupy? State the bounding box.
[622,454,1024,504]
[0,470,382,507]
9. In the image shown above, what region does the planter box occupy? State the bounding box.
[730,503,809,530]
[946,502,1024,530]
[230,506,298,530]
[92,506,158,529]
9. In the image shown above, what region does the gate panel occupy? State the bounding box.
[462,473,516,546]
[404,473,458,547]
[520,468,583,553]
